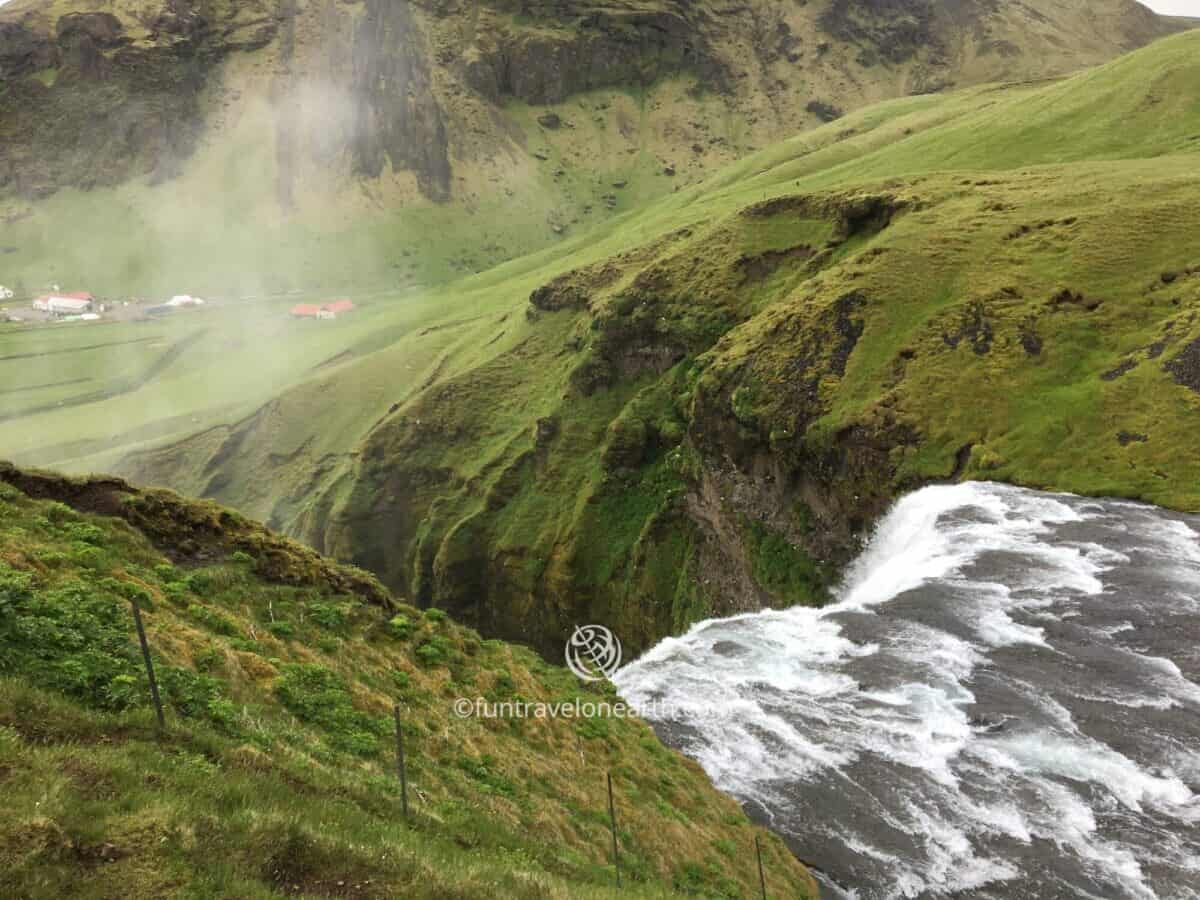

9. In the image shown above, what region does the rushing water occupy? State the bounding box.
[615,482,1200,899]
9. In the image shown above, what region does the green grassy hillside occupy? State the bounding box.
[85,28,1199,654]
[0,463,817,899]
[4,29,1200,656]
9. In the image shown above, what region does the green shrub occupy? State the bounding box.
[0,579,140,705]
[43,501,76,525]
[185,572,218,597]
[455,754,516,797]
[33,549,68,569]
[387,614,414,640]
[274,663,387,756]
[193,647,222,672]
[316,637,339,654]
[160,666,222,718]
[269,621,296,639]
[414,635,455,668]
[576,716,610,741]
[187,604,239,636]
[59,521,105,545]
[423,607,448,624]
[491,672,516,698]
[163,581,191,605]
[308,602,348,631]
[101,673,142,709]
[0,564,34,612]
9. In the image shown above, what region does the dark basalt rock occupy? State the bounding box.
[462,5,729,105]
[0,21,58,79]
[820,0,947,64]
[0,1,277,201]
[806,99,844,122]
[1165,337,1200,394]
[351,0,450,202]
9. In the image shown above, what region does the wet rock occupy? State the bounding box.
[56,12,126,79]
[1164,337,1200,393]
[1117,431,1148,446]
[942,302,993,355]
[969,714,1011,733]
[806,99,844,122]
[1018,317,1042,356]
[1048,288,1103,312]
[0,22,58,79]
[529,272,591,312]
[1101,359,1137,381]
[534,416,559,446]
[351,0,451,202]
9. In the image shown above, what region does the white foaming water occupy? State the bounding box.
[616,482,1200,899]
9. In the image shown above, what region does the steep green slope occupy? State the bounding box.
[0,0,1184,295]
[0,463,817,899]
[6,29,1200,658]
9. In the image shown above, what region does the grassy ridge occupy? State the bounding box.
[0,467,817,899]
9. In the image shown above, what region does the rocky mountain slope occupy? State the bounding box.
[0,0,1185,293]
[91,29,1200,658]
[0,461,817,898]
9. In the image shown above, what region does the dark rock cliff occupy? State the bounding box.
[0,1,275,199]
[352,0,450,200]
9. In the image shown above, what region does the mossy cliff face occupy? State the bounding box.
[318,190,924,657]
[317,155,1200,658]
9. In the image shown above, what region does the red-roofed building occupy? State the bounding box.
[33,293,95,316]
[323,299,356,314]
[290,304,322,318]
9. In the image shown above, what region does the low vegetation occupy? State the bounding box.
[0,469,817,899]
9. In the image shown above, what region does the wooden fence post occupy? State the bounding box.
[393,704,409,818]
[755,834,767,900]
[130,599,164,731]
[608,771,621,888]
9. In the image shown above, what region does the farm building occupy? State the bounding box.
[167,295,205,307]
[290,300,357,320]
[33,293,95,316]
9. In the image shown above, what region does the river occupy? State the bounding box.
[615,482,1200,899]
